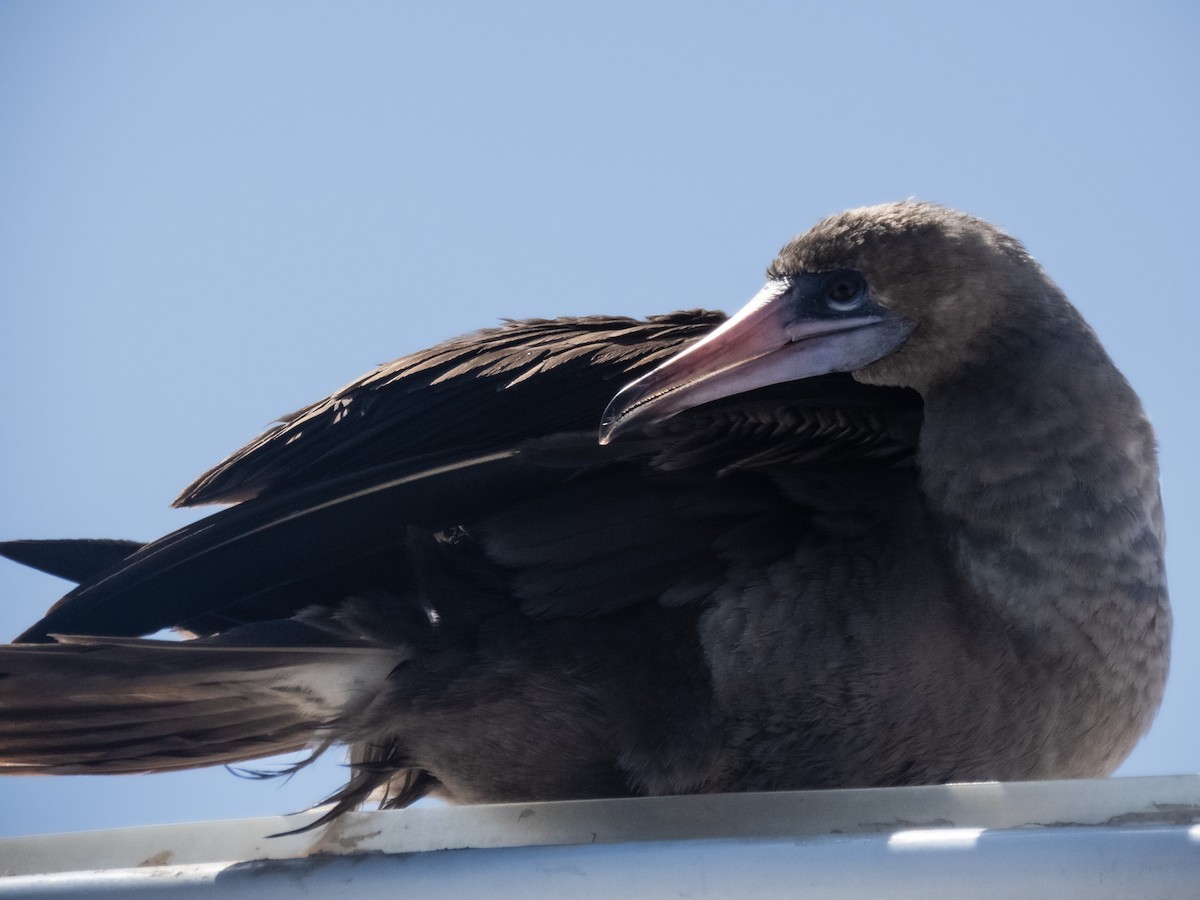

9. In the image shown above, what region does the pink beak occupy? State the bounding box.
[600,281,911,444]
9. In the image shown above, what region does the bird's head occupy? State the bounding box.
[600,201,1059,443]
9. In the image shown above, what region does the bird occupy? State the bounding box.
[0,201,1171,827]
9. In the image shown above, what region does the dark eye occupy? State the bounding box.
[824,273,867,312]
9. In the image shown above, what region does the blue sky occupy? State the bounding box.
[0,1,1196,836]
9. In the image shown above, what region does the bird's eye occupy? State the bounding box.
[824,273,867,312]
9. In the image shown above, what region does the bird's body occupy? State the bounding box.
[0,203,1170,824]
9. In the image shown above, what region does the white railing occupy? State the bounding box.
[1,775,1197,898]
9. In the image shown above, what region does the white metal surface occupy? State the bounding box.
[1,775,1197,898]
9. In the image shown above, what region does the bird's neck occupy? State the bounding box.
[916,319,1170,773]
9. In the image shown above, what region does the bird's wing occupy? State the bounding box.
[10,312,921,643]
[175,312,728,507]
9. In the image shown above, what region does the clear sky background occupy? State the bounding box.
[0,1,1197,837]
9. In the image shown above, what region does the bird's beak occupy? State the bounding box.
[600,282,911,444]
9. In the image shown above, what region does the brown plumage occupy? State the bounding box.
[0,202,1170,824]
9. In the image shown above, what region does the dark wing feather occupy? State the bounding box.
[17,449,548,641]
[175,312,727,507]
[0,539,146,584]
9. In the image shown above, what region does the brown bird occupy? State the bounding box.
[0,202,1170,825]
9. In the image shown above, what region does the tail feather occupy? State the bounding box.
[0,638,401,775]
